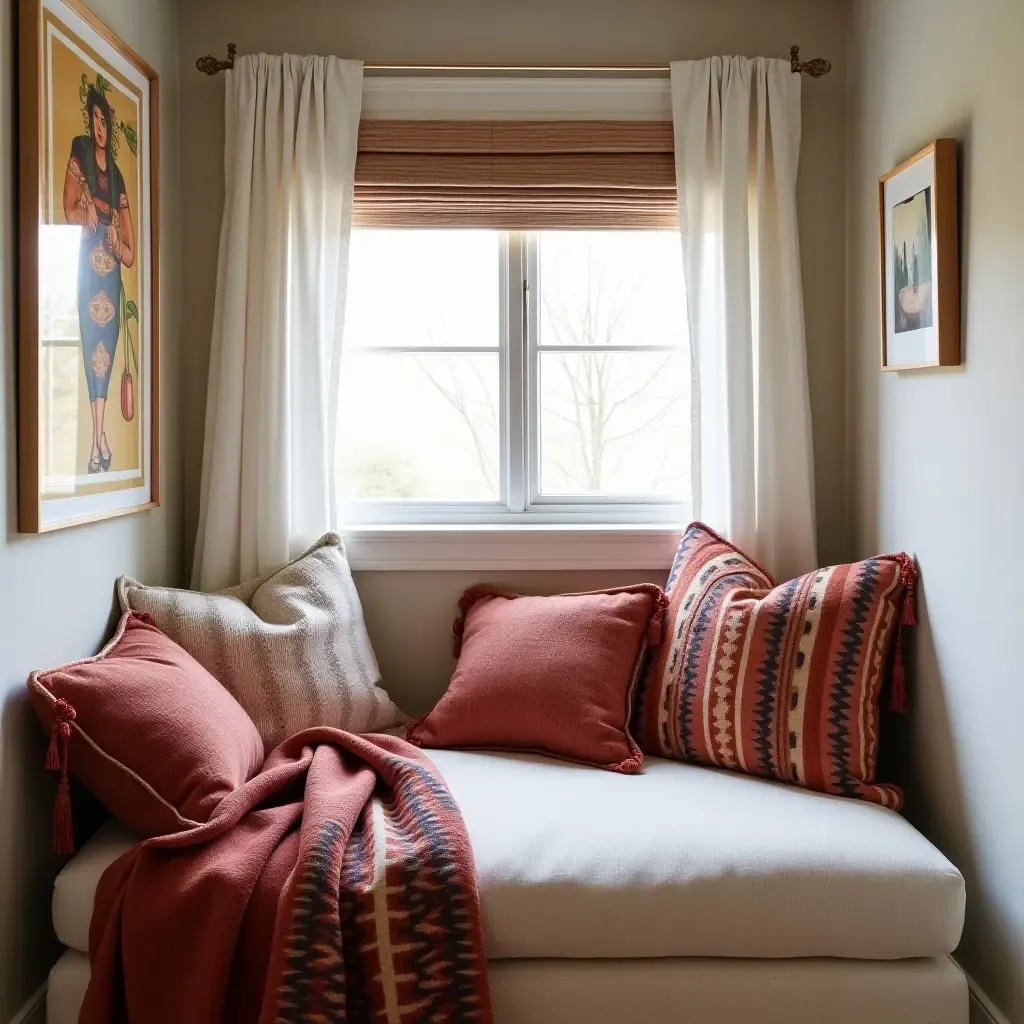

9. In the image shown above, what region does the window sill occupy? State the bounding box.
[341,523,683,571]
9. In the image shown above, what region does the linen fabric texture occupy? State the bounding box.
[118,533,405,753]
[54,750,965,962]
[192,54,363,591]
[633,523,916,808]
[28,612,264,837]
[406,585,667,772]
[672,57,818,582]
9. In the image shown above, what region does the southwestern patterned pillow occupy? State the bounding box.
[633,523,917,809]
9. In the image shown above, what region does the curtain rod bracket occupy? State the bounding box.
[789,45,831,78]
[197,43,236,76]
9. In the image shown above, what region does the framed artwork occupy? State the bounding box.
[878,139,959,370]
[18,0,159,532]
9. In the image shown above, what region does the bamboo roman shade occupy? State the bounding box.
[353,120,678,229]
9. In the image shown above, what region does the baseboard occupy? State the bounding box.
[8,982,45,1024]
[961,964,1012,1024]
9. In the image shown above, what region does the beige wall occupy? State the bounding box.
[847,1,1024,1019]
[0,0,181,1016]
[177,0,850,697]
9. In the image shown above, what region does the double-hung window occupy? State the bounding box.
[337,109,690,529]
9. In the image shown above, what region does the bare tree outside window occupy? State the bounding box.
[537,231,688,498]
[539,243,682,495]
[335,229,689,510]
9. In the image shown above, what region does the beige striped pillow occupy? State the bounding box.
[117,534,406,752]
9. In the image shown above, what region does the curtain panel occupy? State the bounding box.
[192,54,363,591]
[671,57,817,580]
[354,119,678,229]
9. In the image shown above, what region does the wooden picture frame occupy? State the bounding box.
[878,139,959,370]
[18,0,159,532]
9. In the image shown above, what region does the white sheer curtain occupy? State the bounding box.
[672,57,817,581]
[192,55,362,591]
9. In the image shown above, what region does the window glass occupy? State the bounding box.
[536,231,689,498]
[337,228,690,516]
[338,230,502,501]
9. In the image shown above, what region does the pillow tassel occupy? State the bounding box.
[47,699,76,855]
[53,780,74,857]
[44,727,60,772]
[897,554,919,626]
[888,554,918,713]
[647,592,668,647]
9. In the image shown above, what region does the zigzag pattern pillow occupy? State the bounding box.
[633,523,917,808]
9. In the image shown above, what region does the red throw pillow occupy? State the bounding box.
[28,612,264,851]
[406,584,667,773]
[632,523,917,808]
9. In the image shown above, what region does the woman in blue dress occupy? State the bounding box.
[61,86,136,474]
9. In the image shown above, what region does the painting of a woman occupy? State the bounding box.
[19,0,158,533]
[62,85,135,474]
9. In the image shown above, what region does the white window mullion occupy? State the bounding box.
[524,233,542,508]
[504,232,527,513]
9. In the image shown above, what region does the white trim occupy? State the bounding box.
[342,523,682,571]
[361,75,672,121]
[505,234,527,513]
[958,964,1011,1024]
[525,233,541,504]
[8,981,46,1024]
[338,501,690,526]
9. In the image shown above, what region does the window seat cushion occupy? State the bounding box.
[54,749,963,961]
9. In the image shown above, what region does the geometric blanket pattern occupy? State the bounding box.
[82,731,492,1024]
[633,523,917,809]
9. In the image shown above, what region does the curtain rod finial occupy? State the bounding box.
[197,43,236,76]
[790,45,832,78]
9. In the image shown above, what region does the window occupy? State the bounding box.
[337,227,690,524]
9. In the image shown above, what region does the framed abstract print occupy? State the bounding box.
[18,0,159,532]
[878,139,960,370]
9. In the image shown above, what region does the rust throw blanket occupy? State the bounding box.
[82,730,493,1024]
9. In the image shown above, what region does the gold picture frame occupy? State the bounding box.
[878,139,960,370]
[18,0,159,532]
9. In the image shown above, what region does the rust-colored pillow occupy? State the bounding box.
[406,584,667,773]
[28,612,264,850]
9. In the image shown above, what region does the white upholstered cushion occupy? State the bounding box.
[47,949,969,1024]
[53,751,965,960]
[428,750,965,960]
[52,820,135,954]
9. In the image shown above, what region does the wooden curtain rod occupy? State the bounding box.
[196,45,832,78]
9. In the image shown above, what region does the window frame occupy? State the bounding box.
[337,228,690,528]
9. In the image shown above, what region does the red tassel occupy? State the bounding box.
[52,780,74,856]
[647,593,667,647]
[898,555,919,626]
[901,590,917,627]
[46,698,76,854]
[889,633,906,713]
[45,729,60,771]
